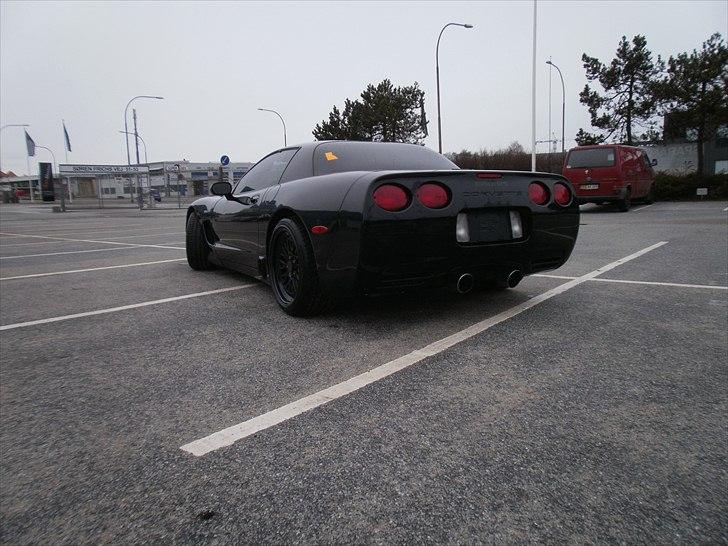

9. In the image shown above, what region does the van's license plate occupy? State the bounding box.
[581,184,599,190]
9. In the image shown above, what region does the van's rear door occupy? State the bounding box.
[563,147,620,196]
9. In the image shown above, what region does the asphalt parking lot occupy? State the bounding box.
[1,200,726,544]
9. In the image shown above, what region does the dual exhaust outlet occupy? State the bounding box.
[455,270,523,293]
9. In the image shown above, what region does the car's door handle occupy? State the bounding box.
[249,195,260,204]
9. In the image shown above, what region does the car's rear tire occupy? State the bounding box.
[186,213,216,270]
[616,189,632,212]
[644,184,655,204]
[269,218,329,316]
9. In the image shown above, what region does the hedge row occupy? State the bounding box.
[653,173,728,200]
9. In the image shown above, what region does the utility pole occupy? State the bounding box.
[133,108,142,209]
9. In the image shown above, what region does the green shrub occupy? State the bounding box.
[653,173,728,200]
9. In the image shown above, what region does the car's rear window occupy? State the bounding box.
[313,142,457,176]
[566,148,616,168]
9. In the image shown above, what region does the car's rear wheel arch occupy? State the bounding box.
[266,208,311,255]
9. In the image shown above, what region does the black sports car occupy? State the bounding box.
[186,141,579,316]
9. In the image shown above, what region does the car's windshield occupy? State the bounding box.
[313,142,457,176]
[566,148,616,168]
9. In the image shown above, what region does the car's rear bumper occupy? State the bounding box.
[576,186,628,204]
[352,212,579,295]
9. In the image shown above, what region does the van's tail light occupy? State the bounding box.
[373,184,409,211]
[416,182,450,209]
[553,182,572,206]
[528,182,550,205]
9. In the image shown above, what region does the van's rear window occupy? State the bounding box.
[566,148,616,168]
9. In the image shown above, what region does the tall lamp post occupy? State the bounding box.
[436,22,473,154]
[119,130,148,163]
[123,95,163,164]
[257,108,287,146]
[0,124,30,174]
[124,95,163,204]
[35,145,65,210]
[546,59,565,153]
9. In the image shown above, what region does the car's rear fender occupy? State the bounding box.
[263,172,368,290]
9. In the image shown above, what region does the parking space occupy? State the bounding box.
[1,201,726,543]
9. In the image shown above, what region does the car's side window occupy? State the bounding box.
[234,148,298,194]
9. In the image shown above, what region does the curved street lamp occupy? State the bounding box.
[436,22,473,154]
[123,95,163,165]
[35,145,56,171]
[546,60,566,153]
[0,124,30,174]
[258,108,287,147]
[119,130,148,164]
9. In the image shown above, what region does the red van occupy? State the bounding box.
[562,145,656,211]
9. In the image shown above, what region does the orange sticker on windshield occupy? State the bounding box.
[325,152,338,161]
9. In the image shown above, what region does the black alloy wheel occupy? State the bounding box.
[269,218,329,316]
[272,228,301,305]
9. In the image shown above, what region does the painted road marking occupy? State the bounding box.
[0,231,181,247]
[0,243,184,260]
[0,232,184,252]
[633,204,655,211]
[534,274,728,291]
[592,278,728,290]
[0,258,187,281]
[0,284,256,332]
[180,241,668,457]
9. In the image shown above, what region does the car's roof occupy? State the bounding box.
[569,144,642,151]
[278,140,433,153]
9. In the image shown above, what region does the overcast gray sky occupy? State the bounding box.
[1,0,725,175]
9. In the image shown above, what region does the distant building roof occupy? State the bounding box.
[0,170,18,178]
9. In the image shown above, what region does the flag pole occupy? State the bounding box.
[62,120,72,203]
[27,154,34,203]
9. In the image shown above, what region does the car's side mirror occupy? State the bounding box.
[650,158,658,167]
[210,181,232,196]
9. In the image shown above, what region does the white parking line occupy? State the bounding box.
[0,258,187,281]
[633,204,655,211]
[180,241,668,457]
[724,206,728,212]
[0,284,256,331]
[0,243,184,260]
[0,231,181,247]
[0,232,184,252]
[533,274,728,291]
[593,278,728,290]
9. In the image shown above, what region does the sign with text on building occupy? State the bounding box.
[59,164,149,176]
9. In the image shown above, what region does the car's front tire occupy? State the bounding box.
[186,213,216,270]
[269,218,328,316]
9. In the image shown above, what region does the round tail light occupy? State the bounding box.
[553,182,572,206]
[373,184,409,211]
[528,182,550,205]
[416,182,450,209]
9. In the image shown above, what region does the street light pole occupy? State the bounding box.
[531,0,537,171]
[124,95,163,165]
[546,59,566,153]
[257,108,287,146]
[124,95,163,202]
[436,22,474,155]
[35,145,64,210]
[0,124,30,174]
[119,131,148,163]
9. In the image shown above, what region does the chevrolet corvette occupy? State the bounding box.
[186,141,579,316]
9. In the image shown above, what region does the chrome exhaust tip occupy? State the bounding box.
[456,273,475,294]
[507,270,524,288]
